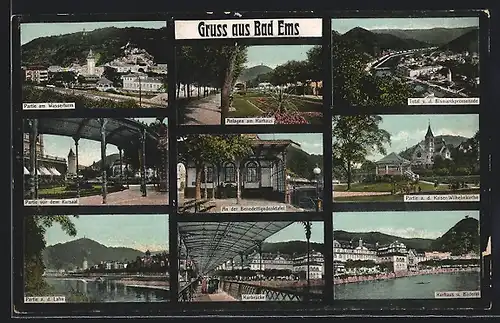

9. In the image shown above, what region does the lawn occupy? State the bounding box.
[332,181,480,202]
[230,93,322,123]
[333,182,441,192]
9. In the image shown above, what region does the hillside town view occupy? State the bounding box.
[333,211,481,299]
[331,17,480,106]
[332,114,480,202]
[176,133,323,214]
[21,21,169,109]
[175,44,323,125]
[23,118,169,206]
[24,215,170,303]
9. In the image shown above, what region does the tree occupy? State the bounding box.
[332,115,391,190]
[24,215,78,296]
[331,32,416,106]
[224,135,253,204]
[179,135,229,201]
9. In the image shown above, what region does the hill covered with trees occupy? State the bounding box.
[22,26,168,66]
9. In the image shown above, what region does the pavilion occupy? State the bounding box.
[24,118,168,204]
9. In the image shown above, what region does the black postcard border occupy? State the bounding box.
[10,9,495,317]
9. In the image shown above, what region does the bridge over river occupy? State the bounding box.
[177,221,323,302]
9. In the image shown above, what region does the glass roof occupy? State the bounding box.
[178,221,294,274]
[24,118,162,150]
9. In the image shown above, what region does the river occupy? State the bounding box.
[46,278,169,302]
[334,272,480,300]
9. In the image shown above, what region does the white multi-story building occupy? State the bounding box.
[376,241,409,272]
[122,72,164,92]
[292,251,324,279]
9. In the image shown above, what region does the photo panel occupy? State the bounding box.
[174,16,323,126]
[175,44,323,126]
[332,113,480,203]
[332,210,482,301]
[20,20,170,111]
[331,16,480,107]
[23,214,170,304]
[177,220,324,302]
[23,117,169,206]
[177,133,324,214]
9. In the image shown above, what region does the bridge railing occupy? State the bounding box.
[178,279,199,302]
[221,280,322,302]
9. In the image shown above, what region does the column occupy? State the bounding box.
[139,128,147,197]
[204,166,208,198]
[99,118,108,204]
[29,119,39,199]
[73,137,80,198]
[239,252,244,270]
[385,165,389,174]
[282,150,287,201]
[118,147,123,186]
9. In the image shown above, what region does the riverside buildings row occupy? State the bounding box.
[214,239,479,278]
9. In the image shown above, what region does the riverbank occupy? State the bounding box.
[334,267,479,285]
[114,279,170,291]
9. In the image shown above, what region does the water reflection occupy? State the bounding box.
[46,278,169,303]
[334,272,480,300]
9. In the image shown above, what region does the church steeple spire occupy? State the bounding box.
[425,120,434,138]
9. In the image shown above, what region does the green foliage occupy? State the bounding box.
[331,31,417,106]
[24,215,78,296]
[430,217,480,255]
[22,26,169,66]
[260,241,325,256]
[23,86,140,108]
[332,115,391,188]
[43,238,148,270]
[334,230,434,251]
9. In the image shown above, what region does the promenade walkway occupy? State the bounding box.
[192,285,237,302]
[181,94,221,125]
[79,185,168,205]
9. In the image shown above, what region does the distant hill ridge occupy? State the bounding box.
[45,217,478,269]
[370,26,477,46]
[238,65,273,82]
[43,237,166,270]
[334,26,479,57]
[21,26,169,67]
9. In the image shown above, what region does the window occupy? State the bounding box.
[224,163,236,182]
[246,162,258,182]
[201,166,214,183]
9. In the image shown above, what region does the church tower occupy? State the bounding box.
[425,120,435,164]
[68,148,77,176]
[87,49,96,75]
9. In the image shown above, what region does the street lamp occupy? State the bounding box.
[313,166,321,212]
[286,174,291,205]
[301,221,312,300]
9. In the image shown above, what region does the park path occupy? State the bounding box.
[78,185,168,205]
[183,93,222,125]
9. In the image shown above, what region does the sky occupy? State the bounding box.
[332,17,479,34]
[43,214,169,252]
[258,133,323,155]
[245,45,314,69]
[21,21,166,45]
[333,210,479,240]
[266,221,324,244]
[353,114,480,162]
[38,118,167,166]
